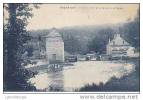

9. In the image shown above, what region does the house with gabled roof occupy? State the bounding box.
[106,34,135,57]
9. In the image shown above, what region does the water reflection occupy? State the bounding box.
[29,61,135,91]
[46,71,64,91]
[29,67,64,91]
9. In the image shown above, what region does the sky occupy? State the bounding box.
[27,4,139,30]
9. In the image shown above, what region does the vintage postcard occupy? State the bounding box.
[3,3,140,94]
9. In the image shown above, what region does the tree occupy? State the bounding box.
[63,34,82,54]
[121,9,140,51]
[4,3,39,91]
[87,28,115,54]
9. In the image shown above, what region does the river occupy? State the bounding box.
[29,60,136,92]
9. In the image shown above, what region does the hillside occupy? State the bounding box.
[28,18,139,54]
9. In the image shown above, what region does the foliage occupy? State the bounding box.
[3,3,39,91]
[87,12,139,54]
[63,34,82,54]
[29,12,139,54]
[120,16,140,50]
[87,28,115,54]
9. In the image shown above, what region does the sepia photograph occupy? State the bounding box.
[3,3,140,92]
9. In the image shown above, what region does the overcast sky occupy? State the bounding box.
[27,4,139,30]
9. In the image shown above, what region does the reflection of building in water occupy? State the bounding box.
[45,28,64,63]
[106,34,135,57]
[47,71,64,91]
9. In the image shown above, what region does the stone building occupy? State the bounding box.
[106,34,135,57]
[45,28,64,63]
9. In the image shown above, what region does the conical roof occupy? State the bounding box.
[45,28,63,42]
[47,28,61,38]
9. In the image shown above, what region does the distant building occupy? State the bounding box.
[106,34,135,57]
[45,28,64,63]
